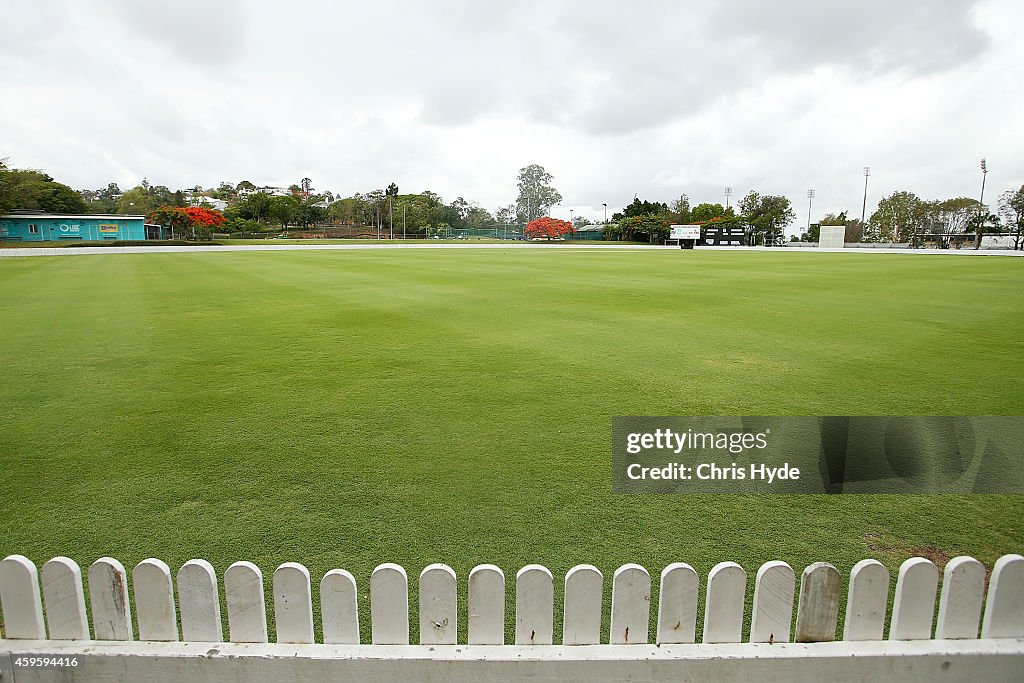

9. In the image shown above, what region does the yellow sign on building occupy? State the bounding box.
[99,224,119,233]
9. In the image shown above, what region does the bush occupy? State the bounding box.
[618,214,670,243]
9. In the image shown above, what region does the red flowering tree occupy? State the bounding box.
[149,206,190,239]
[525,217,575,240]
[183,206,226,229]
[150,206,225,240]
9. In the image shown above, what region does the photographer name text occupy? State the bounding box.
[626,461,800,482]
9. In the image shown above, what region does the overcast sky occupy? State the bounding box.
[3,0,1021,232]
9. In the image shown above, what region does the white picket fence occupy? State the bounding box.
[1,553,1022,682]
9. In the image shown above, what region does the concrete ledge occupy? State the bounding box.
[2,639,1022,682]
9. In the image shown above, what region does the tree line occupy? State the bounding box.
[604,192,796,246]
[1,157,1021,248]
[864,191,1022,249]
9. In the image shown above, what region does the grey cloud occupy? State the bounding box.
[714,0,989,76]
[406,0,991,136]
[96,0,248,68]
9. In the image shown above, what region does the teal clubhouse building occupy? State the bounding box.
[0,214,147,241]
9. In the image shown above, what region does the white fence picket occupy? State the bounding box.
[750,561,794,643]
[321,569,359,644]
[177,559,222,642]
[935,556,985,639]
[981,554,1024,638]
[420,564,457,645]
[562,564,603,645]
[656,563,699,644]
[468,564,504,645]
[89,557,134,641]
[844,559,889,641]
[274,562,314,644]
[0,554,45,639]
[515,565,553,645]
[371,563,409,645]
[889,557,938,640]
[4,550,1021,663]
[795,562,841,643]
[133,559,178,642]
[610,564,650,644]
[224,561,268,643]
[41,557,89,640]
[702,562,746,644]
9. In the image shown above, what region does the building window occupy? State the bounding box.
[28,224,39,234]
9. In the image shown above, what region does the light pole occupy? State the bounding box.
[602,203,607,222]
[807,189,815,235]
[860,167,870,228]
[724,187,732,210]
[569,209,574,224]
[979,158,988,208]
[977,158,988,246]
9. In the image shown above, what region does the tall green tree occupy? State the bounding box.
[117,181,183,216]
[900,197,985,248]
[612,197,669,221]
[79,183,122,213]
[495,204,517,225]
[934,197,983,243]
[0,166,88,214]
[227,191,271,223]
[268,195,299,228]
[213,182,236,200]
[998,185,1024,250]
[667,195,691,224]
[327,196,364,225]
[292,202,325,228]
[117,186,157,215]
[738,191,795,246]
[868,191,930,243]
[465,205,497,230]
[515,164,562,223]
[450,196,471,225]
[691,202,733,224]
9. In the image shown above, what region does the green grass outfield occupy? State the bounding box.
[1,248,1022,640]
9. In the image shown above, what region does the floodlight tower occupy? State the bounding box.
[977,158,989,239]
[979,158,988,207]
[724,187,732,210]
[807,189,815,234]
[860,167,870,227]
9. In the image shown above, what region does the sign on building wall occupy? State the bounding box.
[99,224,119,233]
[670,225,701,240]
